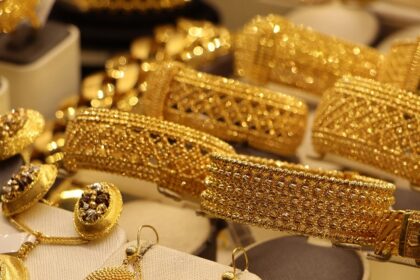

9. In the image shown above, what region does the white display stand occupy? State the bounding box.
[0,76,10,114]
[0,25,80,118]
[377,25,420,52]
[287,1,379,45]
[0,203,126,280]
[101,241,261,280]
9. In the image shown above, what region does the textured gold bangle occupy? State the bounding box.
[312,76,420,186]
[378,37,420,93]
[63,108,235,199]
[72,0,189,11]
[142,62,308,156]
[201,153,420,264]
[0,109,45,160]
[0,0,40,33]
[234,14,382,97]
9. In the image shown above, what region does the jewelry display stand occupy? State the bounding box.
[0,203,127,280]
[377,25,420,51]
[101,241,261,280]
[0,76,10,114]
[0,22,80,118]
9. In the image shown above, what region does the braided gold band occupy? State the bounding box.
[63,108,235,199]
[234,15,382,97]
[0,109,45,160]
[200,153,420,263]
[312,76,420,186]
[72,0,189,11]
[142,62,308,156]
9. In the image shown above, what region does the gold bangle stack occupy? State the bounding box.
[201,153,420,264]
[142,62,308,156]
[234,14,382,97]
[0,0,40,33]
[312,76,420,186]
[63,108,235,199]
[72,0,189,11]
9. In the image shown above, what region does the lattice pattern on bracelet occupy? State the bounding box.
[312,76,420,186]
[234,14,383,97]
[143,62,308,156]
[201,153,395,247]
[63,108,235,198]
[378,38,420,93]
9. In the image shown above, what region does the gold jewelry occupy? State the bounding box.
[85,225,159,280]
[63,108,235,199]
[142,62,308,156]
[1,164,57,217]
[0,0,40,33]
[0,109,45,160]
[72,0,189,11]
[234,15,382,97]
[312,75,420,187]
[201,153,420,266]
[377,37,420,93]
[222,247,249,280]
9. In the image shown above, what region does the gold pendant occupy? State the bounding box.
[0,255,29,280]
[84,266,135,280]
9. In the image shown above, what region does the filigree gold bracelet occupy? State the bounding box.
[63,108,235,199]
[312,75,420,187]
[201,153,420,266]
[142,62,308,156]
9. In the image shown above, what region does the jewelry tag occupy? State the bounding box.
[0,232,36,254]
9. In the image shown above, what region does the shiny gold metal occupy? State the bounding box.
[222,247,249,280]
[1,164,57,217]
[63,108,235,199]
[74,182,123,240]
[0,0,39,33]
[0,254,29,280]
[72,0,190,11]
[0,109,45,160]
[234,14,382,97]
[143,61,308,156]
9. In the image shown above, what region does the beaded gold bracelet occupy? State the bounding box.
[201,153,420,265]
[63,108,235,199]
[142,62,308,156]
[234,14,382,97]
[312,75,420,187]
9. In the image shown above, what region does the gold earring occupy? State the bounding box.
[1,164,57,217]
[85,225,159,280]
[222,247,249,280]
[74,182,123,240]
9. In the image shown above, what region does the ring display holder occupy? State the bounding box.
[0,76,10,114]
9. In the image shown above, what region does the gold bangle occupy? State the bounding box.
[63,108,235,199]
[142,62,308,156]
[200,153,420,264]
[0,109,45,160]
[0,0,40,33]
[312,76,420,186]
[234,15,382,97]
[72,0,189,11]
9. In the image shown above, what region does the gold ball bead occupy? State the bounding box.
[125,246,137,256]
[221,271,236,280]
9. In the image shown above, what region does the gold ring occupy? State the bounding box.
[63,108,235,199]
[142,61,308,156]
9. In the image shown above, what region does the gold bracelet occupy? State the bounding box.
[312,76,420,187]
[0,0,40,33]
[0,109,45,160]
[72,0,189,11]
[63,108,235,199]
[234,15,382,97]
[142,62,308,156]
[201,153,420,265]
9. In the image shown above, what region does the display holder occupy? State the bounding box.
[0,76,10,114]
[0,22,80,118]
[0,203,126,280]
[100,241,261,280]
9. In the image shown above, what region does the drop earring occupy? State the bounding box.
[222,247,249,280]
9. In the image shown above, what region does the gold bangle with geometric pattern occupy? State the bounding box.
[63,108,235,200]
[201,153,420,266]
[234,14,383,97]
[312,76,420,187]
[142,62,308,156]
[0,109,45,160]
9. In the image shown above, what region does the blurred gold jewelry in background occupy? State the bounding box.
[72,0,190,11]
[0,0,40,33]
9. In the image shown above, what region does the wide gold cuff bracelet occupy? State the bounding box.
[312,76,420,187]
[0,108,45,160]
[63,108,235,199]
[234,14,382,97]
[201,153,420,265]
[142,62,308,156]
